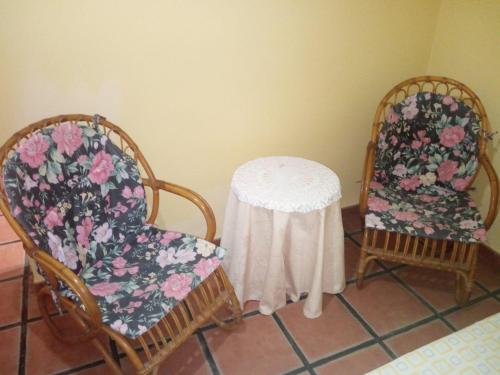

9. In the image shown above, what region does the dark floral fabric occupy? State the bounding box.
[366,180,485,242]
[3,122,227,338]
[366,92,485,243]
[3,123,147,275]
[63,225,225,339]
[374,92,480,192]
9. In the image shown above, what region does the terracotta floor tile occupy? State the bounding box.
[342,206,362,234]
[475,247,500,291]
[26,316,104,375]
[0,326,20,374]
[277,295,371,361]
[204,314,302,375]
[344,238,382,282]
[384,319,452,356]
[342,275,432,335]
[0,278,22,326]
[0,215,20,244]
[445,298,500,330]
[0,242,25,281]
[315,344,391,375]
[77,336,211,375]
[395,266,484,311]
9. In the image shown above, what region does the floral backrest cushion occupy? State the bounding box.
[374,92,480,193]
[2,122,147,275]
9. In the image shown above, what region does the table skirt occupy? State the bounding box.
[221,191,345,318]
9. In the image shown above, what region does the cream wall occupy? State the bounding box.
[0,0,441,237]
[426,0,500,251]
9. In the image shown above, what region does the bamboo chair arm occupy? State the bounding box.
[33,250,102,331]
[359,141,376,219]
[479,154,499,230]
[143,178,216,242]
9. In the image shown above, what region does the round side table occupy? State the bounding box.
[221,156,345,318]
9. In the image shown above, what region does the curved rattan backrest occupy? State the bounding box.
[370,76,490,156]
[0,114,161,255]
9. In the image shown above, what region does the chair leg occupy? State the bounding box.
[356,248,369,289]
[211,274,243,330]
[455,272,472,306]
[91,337,124,375]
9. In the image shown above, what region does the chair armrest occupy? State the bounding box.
[479,154,499,230]
[143,178,216,242]
[33,250,102,341]
[359,141,376,219]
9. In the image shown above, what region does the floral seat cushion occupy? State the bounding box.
[366,92,486,243]
[2,121,228,338]
[65,225,226,339]
[366,181,485,243]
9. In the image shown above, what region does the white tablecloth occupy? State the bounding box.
[221,156,345,318]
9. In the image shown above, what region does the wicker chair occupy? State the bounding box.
[0,114,242,374]
[357,76,499,304]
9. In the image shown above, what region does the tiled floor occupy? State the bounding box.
[0,206,499,375]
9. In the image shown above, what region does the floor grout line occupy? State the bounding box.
[0,321,22,332]
[197,331,221,375]
[335,294,396,360]
[17,264,30,375]
[0,274,24,284]
[272,312,316,374]
[53,359,107,375]
[0,239,22,247]
[309,338,378,369]
[385,268,458,332]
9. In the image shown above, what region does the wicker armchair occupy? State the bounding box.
[0,114,242,374]
[357,76,499,304]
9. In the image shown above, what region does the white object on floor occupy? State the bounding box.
[221,156,345,318]
[367,312,500,375]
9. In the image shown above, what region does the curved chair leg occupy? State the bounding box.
[37,287,70,342]
[210,268,242,330]
[211,290,243,330]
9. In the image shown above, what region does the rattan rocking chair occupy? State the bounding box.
[0,114,242,374]
[357,76,499,304]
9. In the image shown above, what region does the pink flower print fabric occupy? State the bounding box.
[3,122,148,275]
[366,92,486,243]
[374,92,480,192]
[365,183,485,243]
[3,121,229,339]
[70,225,227,339]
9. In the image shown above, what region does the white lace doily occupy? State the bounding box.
[231,156,341,213]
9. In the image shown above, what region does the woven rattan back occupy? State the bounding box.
[370,76,490,156]
[0,114,161,255]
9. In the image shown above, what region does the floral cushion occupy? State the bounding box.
[64,225,225,339]
[366,180,485,243]
[374,92,480,192]
[366,92,485,243]
[2,123,147,274]
[2,121,228,338]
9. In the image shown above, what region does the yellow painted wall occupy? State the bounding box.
[427,0,500,251]
[0,0,441,237]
